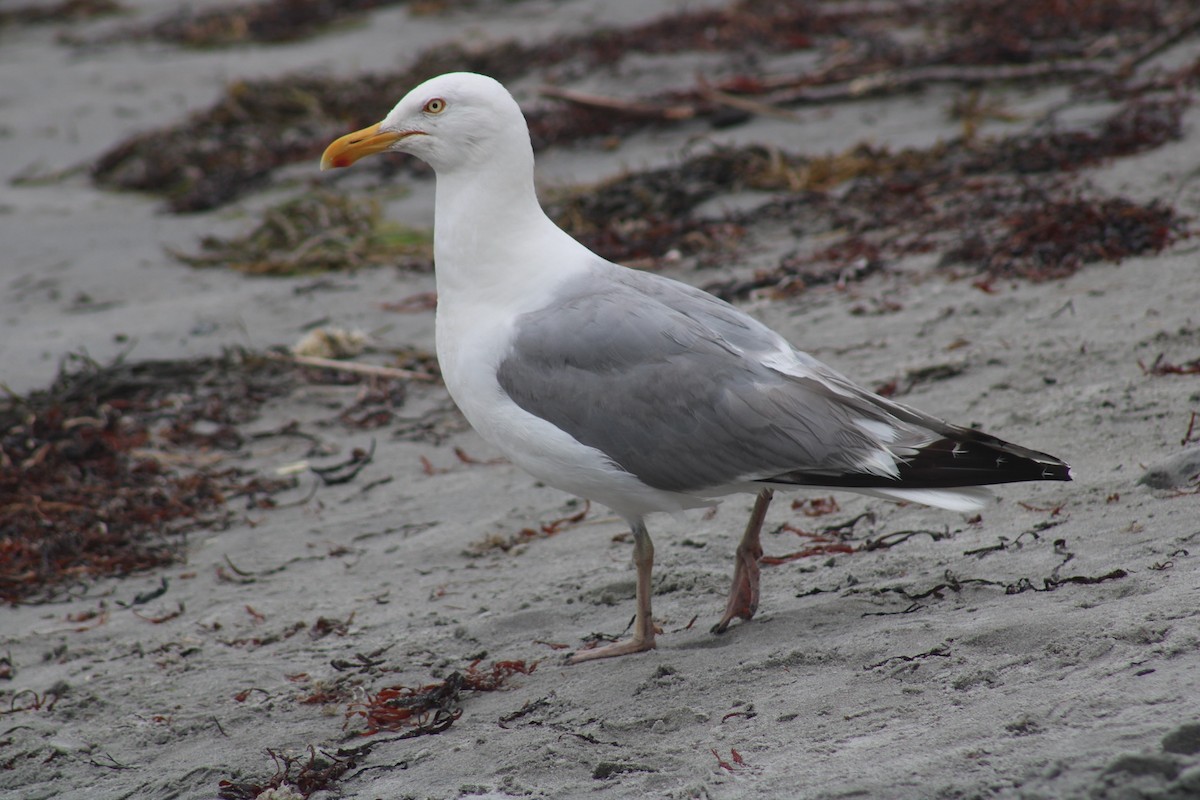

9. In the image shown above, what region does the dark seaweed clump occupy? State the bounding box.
[93,0,1196,213]
[0,352,295,604]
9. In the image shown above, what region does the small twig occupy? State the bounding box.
[272,478,320,509]
[762,60,1113,107]
[131,601,185,624]
[963,539,1009,557]
[311,440,376,486]
[453,447,506,467]
[498,697,552,729]
[864,645,951,670]
[116,576,169,608]
[354,476,394,496]
[222,554,288,578]
[1180,411,1199,447]
[1138,353,1200,376]
[380,291,438,313]
[698,83,801,121]
[249,419,322,449]
[89,752,134,770]
[711,748,740,772]
[540,85,696,120]
[860,527,947,551]
[1120,9,1200,74]
[271,352,436,382]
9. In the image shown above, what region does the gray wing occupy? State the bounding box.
[497,263,1071,494]
[495,264,905,493]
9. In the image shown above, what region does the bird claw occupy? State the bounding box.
[567,635,656,663]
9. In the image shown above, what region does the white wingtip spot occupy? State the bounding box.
[857,448,901,479]
[872,487,993,512]
[855,418,899,442]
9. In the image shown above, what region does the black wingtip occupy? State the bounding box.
[893,432,1072,488]
[769,430,1071,490]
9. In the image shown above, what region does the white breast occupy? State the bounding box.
[434,294,714,522]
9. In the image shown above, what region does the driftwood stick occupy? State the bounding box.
[698,84,802,121]
[544,17,1200,124]
[539,85,696,120]
[763,61,1111,106]
[1120,9,1200,75]
[273,352,437,382]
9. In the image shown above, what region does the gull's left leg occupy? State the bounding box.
[570,520,657,663]
[712,488,774,634]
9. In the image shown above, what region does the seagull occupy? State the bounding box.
[321,72,1071,662]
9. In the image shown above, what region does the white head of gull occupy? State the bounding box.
[321,72,1071,663]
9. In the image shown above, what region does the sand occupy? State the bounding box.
[2,2,1199,799]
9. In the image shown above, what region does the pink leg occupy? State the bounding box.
[712,488,774,634]
[570,522,657,663]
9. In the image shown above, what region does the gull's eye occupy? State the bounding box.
[423,98,446,114]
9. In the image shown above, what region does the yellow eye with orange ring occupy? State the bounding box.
[424,98,446,114]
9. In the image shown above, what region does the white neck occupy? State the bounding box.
[431,156,590,305]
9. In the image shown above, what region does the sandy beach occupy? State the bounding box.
[2,2,1199,798]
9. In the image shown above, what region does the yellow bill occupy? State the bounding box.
[320,122,404,171]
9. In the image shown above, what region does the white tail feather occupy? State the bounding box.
[853,486,993,512]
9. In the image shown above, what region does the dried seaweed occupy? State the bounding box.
[467,501,590,555]
[170,191,431,275]
[699,96,1186,298]
[177,91,1182,288]
[92,0,1198,213]
[216,659,532,797]
[217,745,359,800]
[942,190,1178,280]
[0,350,296,604]
[548,147,794,263]
[537,86,1188,283]
[1139,353,1200,376]
[935,0,1180,66]
[138,0,401,48]
[869,564,1128,612]
[120,0,840,54]
[347,659,536,736]
[85,0,1194,293]
[0,0,120,27]
[962,96,1189,175]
